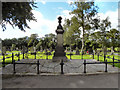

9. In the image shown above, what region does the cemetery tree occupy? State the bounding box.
[28,34,39,47]
[2,39,12,50]
[36,38,42,51]
[98,17,111,55]
[17,36,28,50]
[63,18,80,51]
[69,1,100,53]
[89,32,100,53]
[107,28,120,54]
[42,33,56,51]
[2,2,37,31]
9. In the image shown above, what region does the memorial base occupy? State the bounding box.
[52,56,68,62]
[52,46,68,62]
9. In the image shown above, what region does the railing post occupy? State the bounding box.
[35,52,36,59]
[23,52,24,59]
[97,53,99,61]
[104,54,106,62]
[18,53,20,61]
[2,53,5,68]
[82,53,83,60]
[37,60,39,74]
[46,53,48,60]
[12,53,14,64]
[105,60,107,72]
[113,56,114,67]
[84,60,86,73]
[70,53,71,59]
[13,60,16,74]
[93,53,94,59]
[60,59,64,74]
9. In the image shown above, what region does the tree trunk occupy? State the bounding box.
[80,11,85,54]
[81,29,84,54]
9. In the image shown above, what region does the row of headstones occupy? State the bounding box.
[1,46,114,56]
[0,46,90,55]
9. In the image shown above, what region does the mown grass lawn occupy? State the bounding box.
[0,51,120,68]
[96,55,120,68]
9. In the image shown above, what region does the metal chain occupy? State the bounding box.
[41,63,60,69]
[64,63,83,69]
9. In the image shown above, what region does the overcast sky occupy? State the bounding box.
[0,0,119,40]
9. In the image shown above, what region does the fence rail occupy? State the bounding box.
[83,59,120,73]
[1,51,120,74]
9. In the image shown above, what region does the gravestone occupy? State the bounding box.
[2,47,6,54]
[75,47,80,55]
[89,48,93,54]
[22,46,28,54]
[52,16,67,62]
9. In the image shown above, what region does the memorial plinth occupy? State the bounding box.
[52,16,67,62]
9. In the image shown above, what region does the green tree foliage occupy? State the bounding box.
[2,36,29,50]
[106,28,120,54]
[2,2,37,31]
[28,34,39,47]
[17,36,28,49]
[64,1,100,53]
[36,33,56,51]
[63,18,80,50]
[97,17,111,54]
[89,32,102,53]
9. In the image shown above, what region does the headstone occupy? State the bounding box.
[46,51,52,55]
[89,48,93,54]
[40,49,43,52]
[75,50,80,55]
[52,16,67,62]
[50,47,53,52]
[75,47,80,55]
[2,47,6,54]
[22,46,28,54]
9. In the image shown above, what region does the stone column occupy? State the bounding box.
[52,16,67,62]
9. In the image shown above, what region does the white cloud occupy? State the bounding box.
[0,9,73,40]
[98,9,118,29]
[35,0,46,4]
[0,8,118,40]
[41,0,46,4]
[61,10,72,19]
[0,10,58,40]
[59,10,74,25]
[67,0,74,4]
[61,9,118,30]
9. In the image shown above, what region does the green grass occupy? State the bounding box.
[94,54,120,68]
[1,50,120,68]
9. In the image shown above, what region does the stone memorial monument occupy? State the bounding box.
[52,16,67,62]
